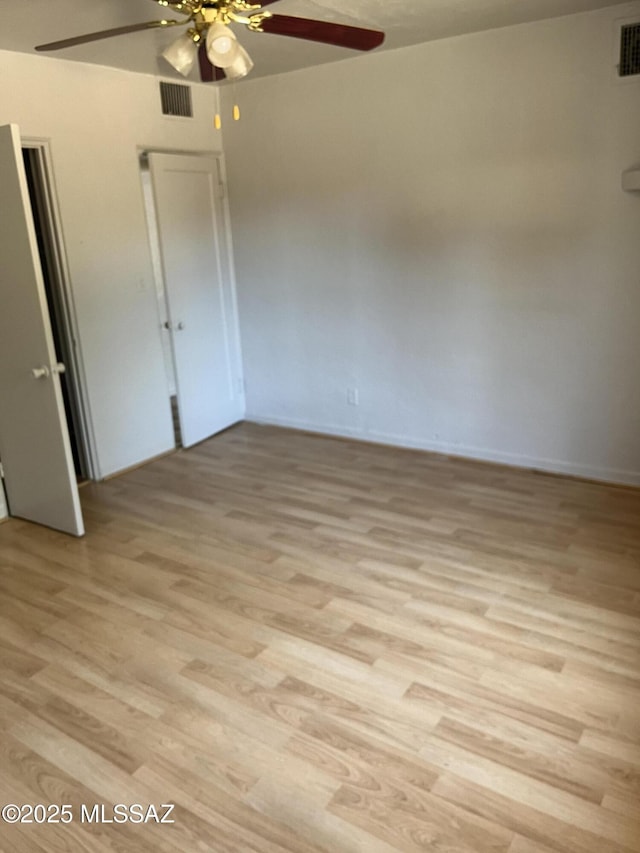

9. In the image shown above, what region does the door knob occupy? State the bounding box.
[176,322,185,331]
[32,366,50,379]
[52,362,66,375]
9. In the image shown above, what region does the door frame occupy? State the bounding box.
[21,137,99,480]
[139,147,245,436]
[138,147,244,380]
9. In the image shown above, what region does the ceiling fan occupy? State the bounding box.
[35,0,385,82]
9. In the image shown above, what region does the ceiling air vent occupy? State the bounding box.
[159,82,193,117]
[619,22,640,77]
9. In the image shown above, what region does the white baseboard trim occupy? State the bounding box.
[246,413,640,487]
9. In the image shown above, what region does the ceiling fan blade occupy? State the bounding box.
[253,0,283,6]
[35,20,184,52]
[258,15,384,51]
[198,42,226,82]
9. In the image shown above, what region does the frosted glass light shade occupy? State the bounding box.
[225,44,254,81]
[206,22,240,69]
[162,33,199,76]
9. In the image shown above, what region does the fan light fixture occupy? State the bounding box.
[161,29,199,76]
[225,44,254,80]
[206,22,239,68]
[35,1,385,86]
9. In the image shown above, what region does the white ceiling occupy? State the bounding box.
[0,0,630,82]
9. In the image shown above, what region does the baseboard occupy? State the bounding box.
[101,447,177,481]
[246,413,640,488]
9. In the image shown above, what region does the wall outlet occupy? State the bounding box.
[347,388,359,406]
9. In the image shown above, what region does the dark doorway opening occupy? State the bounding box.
[21,147,89,481]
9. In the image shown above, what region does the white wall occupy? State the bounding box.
[222,3,640,485]
[0,49,227,486]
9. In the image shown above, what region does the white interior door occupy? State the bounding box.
[0,124,84,536]
[149,152,243,448]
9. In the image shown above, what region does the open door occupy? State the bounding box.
[0,124,84,536]
[148,152,243,448]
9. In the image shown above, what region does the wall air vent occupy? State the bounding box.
[159,82,193,117]
[619,22,640,77]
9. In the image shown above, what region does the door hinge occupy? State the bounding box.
[215,159,226,200]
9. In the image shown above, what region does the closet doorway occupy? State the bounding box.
[22,144,92,482]
[140,152,244,450]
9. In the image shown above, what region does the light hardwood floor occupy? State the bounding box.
[1,422,639,852]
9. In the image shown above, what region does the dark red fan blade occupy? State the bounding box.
[255,0,282,6]
[259,15,384,51]
[198,42,225,82]
[35,20,183,51]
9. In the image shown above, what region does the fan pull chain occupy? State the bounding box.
[232,80,240,122]
[213,84,241,131]
[213,105,240,128]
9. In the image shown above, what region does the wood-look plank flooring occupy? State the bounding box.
[1,422,640,852]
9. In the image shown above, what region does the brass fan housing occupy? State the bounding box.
[155,0,272,32]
